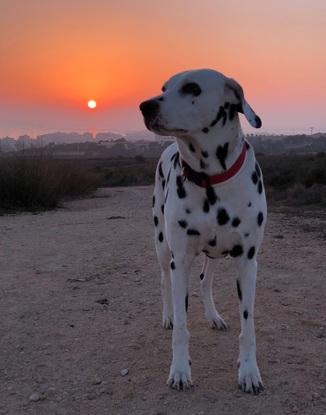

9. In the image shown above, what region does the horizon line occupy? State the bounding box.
[1,128,326,141]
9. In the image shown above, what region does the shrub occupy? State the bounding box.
[99,159,156,187]
[257,153,326,206]
[0,156,102,212]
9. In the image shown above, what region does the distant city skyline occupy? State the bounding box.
[1,1,326,137]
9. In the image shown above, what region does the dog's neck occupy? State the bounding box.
[175,118,245,176]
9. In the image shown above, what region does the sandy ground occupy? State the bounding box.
[0,186,325,415]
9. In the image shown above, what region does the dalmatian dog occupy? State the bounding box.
[139,69,267,394]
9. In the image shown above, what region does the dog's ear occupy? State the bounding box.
[224,78,262,128]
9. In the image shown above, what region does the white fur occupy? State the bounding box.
[141,69,267,394]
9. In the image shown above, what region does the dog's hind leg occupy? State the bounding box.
[153,180,173,329]
[237,258,264,394]
[155,237,174,329]
[200,257,228,330]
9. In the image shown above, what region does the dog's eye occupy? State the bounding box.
[180,82,202,97]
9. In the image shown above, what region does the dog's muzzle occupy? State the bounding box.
[139,99,160,126]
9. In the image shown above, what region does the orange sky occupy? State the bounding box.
[1,0,326,136]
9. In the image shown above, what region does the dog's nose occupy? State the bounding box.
[139,99,159,119]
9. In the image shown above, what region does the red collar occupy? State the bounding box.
[181,141,248,188]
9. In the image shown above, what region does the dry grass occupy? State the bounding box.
[258,152,326,206]
[1,152,325,212]
[0,156,102,212]
[96,153,326,207]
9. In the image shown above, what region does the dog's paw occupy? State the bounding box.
[209,316,228,331]
[238,360,264,395]
[167,359,193,391]
[162,315,173,329]
[206,311,228,331]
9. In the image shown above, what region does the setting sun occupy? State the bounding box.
[87,100,97,109]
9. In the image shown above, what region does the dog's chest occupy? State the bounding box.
[164,152,266,257]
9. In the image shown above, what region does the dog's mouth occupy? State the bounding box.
[146,118,188,136]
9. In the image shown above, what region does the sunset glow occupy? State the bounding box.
[1,0,326,136]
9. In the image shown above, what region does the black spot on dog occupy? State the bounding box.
[206,187,218,205]
[243,310,248,320]
[158,232,163,242]
[232,217,241,227]
[171,152,180,169]
[201,150,209,158]
[230,245,243,257]
[189,143,195,152]
[200,273,204,280]
[174,154,180,169]
[244,232,250,238]
[158,162,164,179]
[158,97,164,102]
[166,169,171,184]
[161,204,164,214]
[176,175,187,198]
[251,171,258,185]
[181,82,202,96]
[210,106,227,127]
[171,251,174,258]
[185,208,191,214]
[236,280,242,301]
[224,102,230,109]
[255,162,261,178]
[170,261,175,270]
[220,106,228,125]
[247,246,256,259]
[200,159,207,169]
[154,216,158,226]
[176,176,183,187]
[254,115,262,128]
[152,195,155,207]
[178,220,187,229]
[162,180,166,190]
[245,141,250,150]
[187,229,200,236]
[217,208,230,225]
[164,189,169,203]
[229,103,240,121]
[258,181,263,194]
[185,294,189,312]
[216,142,229,170]
[257,212,264,227]
[202,127,209,134]
[203,199,210,213]
[248,202,252,207]
[208,237,216,247]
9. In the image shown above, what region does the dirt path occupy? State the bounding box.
[0,186,325,415]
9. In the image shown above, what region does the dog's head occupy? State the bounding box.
[139,69,261,137]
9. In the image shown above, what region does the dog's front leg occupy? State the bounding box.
[167,255,193,390]
[237,258,264,394]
